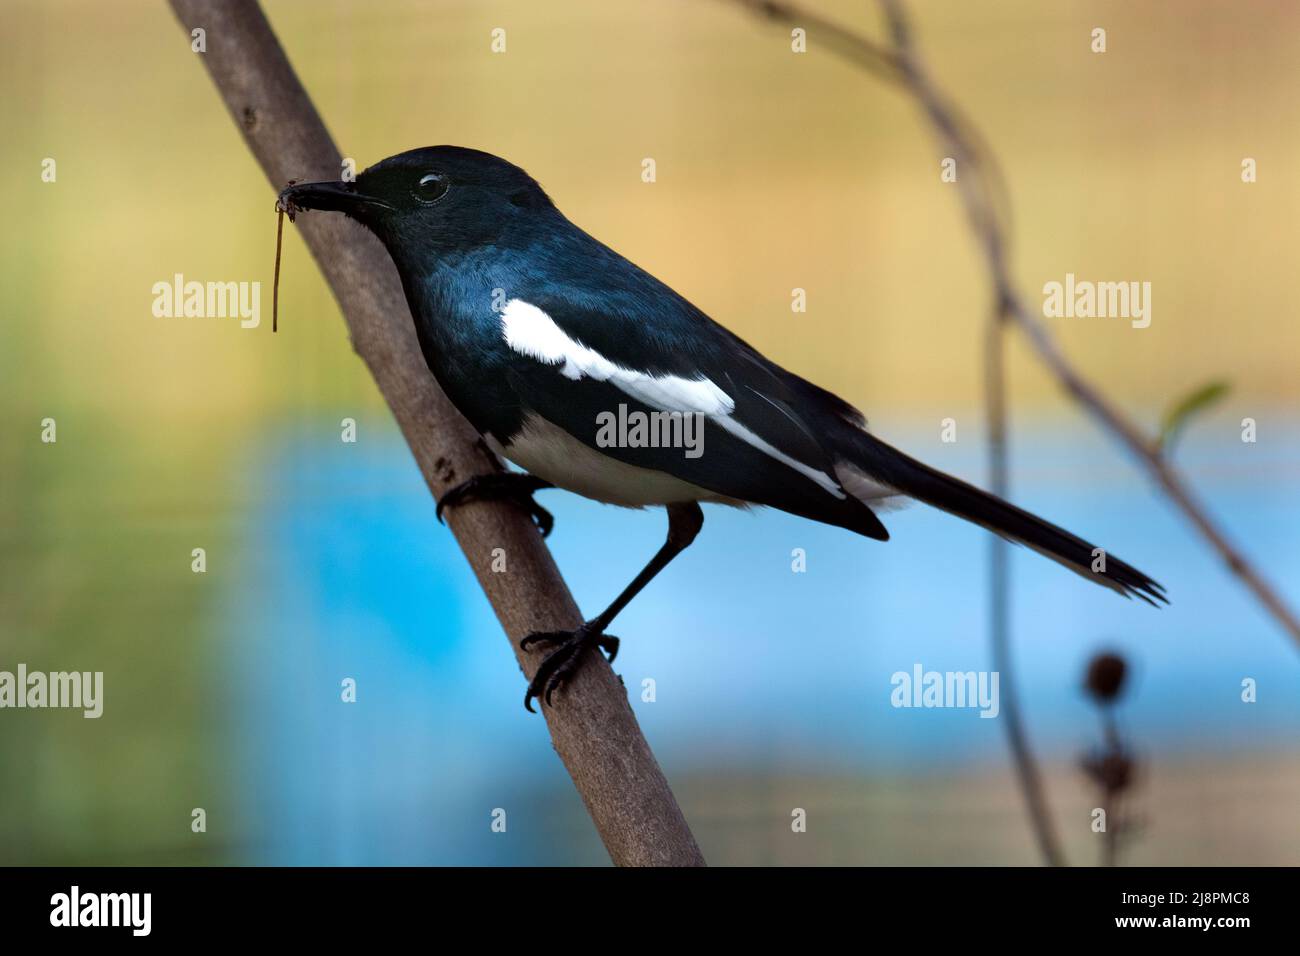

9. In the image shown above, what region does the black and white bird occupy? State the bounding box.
[279,146,1166,710]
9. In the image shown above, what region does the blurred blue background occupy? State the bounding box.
[232,419,1300,865]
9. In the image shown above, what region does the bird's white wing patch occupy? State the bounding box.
[501,299,732,415]
[501,298,845,499]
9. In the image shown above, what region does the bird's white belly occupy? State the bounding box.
[487,413,743,508]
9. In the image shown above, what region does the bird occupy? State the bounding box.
[278,146,1166,711]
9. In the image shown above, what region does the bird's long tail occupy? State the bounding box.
[839,429,1167,605]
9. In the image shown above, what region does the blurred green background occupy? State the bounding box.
[2,0,1298,865]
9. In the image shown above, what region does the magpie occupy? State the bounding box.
[279,146,1165,711]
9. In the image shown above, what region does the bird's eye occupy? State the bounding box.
[414,172,449,204]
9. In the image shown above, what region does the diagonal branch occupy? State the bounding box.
[169,0,704,867]
[985,298,1066,866]
[727,0,1300,647]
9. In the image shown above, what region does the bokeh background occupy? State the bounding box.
[2,0,1298,865]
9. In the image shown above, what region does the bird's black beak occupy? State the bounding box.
[277,180,389,216]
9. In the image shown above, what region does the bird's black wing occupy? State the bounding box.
[495,285,889,538]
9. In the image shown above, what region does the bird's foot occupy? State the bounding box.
[520,621,620,712]
[436,473,555,537]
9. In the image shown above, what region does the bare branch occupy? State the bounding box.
[987,301,1066,867]
[727,0,1300,647]
[169,0,704,867]
[731,0,904,82]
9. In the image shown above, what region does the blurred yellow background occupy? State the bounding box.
[5,0,1299,428]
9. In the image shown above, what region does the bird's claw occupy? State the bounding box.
[435,473,554,537]
[528,502,554,538]
[521,623,620,712]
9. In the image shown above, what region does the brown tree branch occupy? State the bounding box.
[986,301,1066,867]
[169,0,704,867]
[881,0,1067,868]
[726,0,1300,646]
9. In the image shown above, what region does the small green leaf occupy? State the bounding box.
[1159,381,1230,454]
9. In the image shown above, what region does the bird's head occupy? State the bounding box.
[278,146,555,262]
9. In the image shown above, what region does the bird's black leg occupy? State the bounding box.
[521,501,704,712]
[436,472,555,537]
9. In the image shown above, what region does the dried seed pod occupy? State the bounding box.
[1085,652,1127,703]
